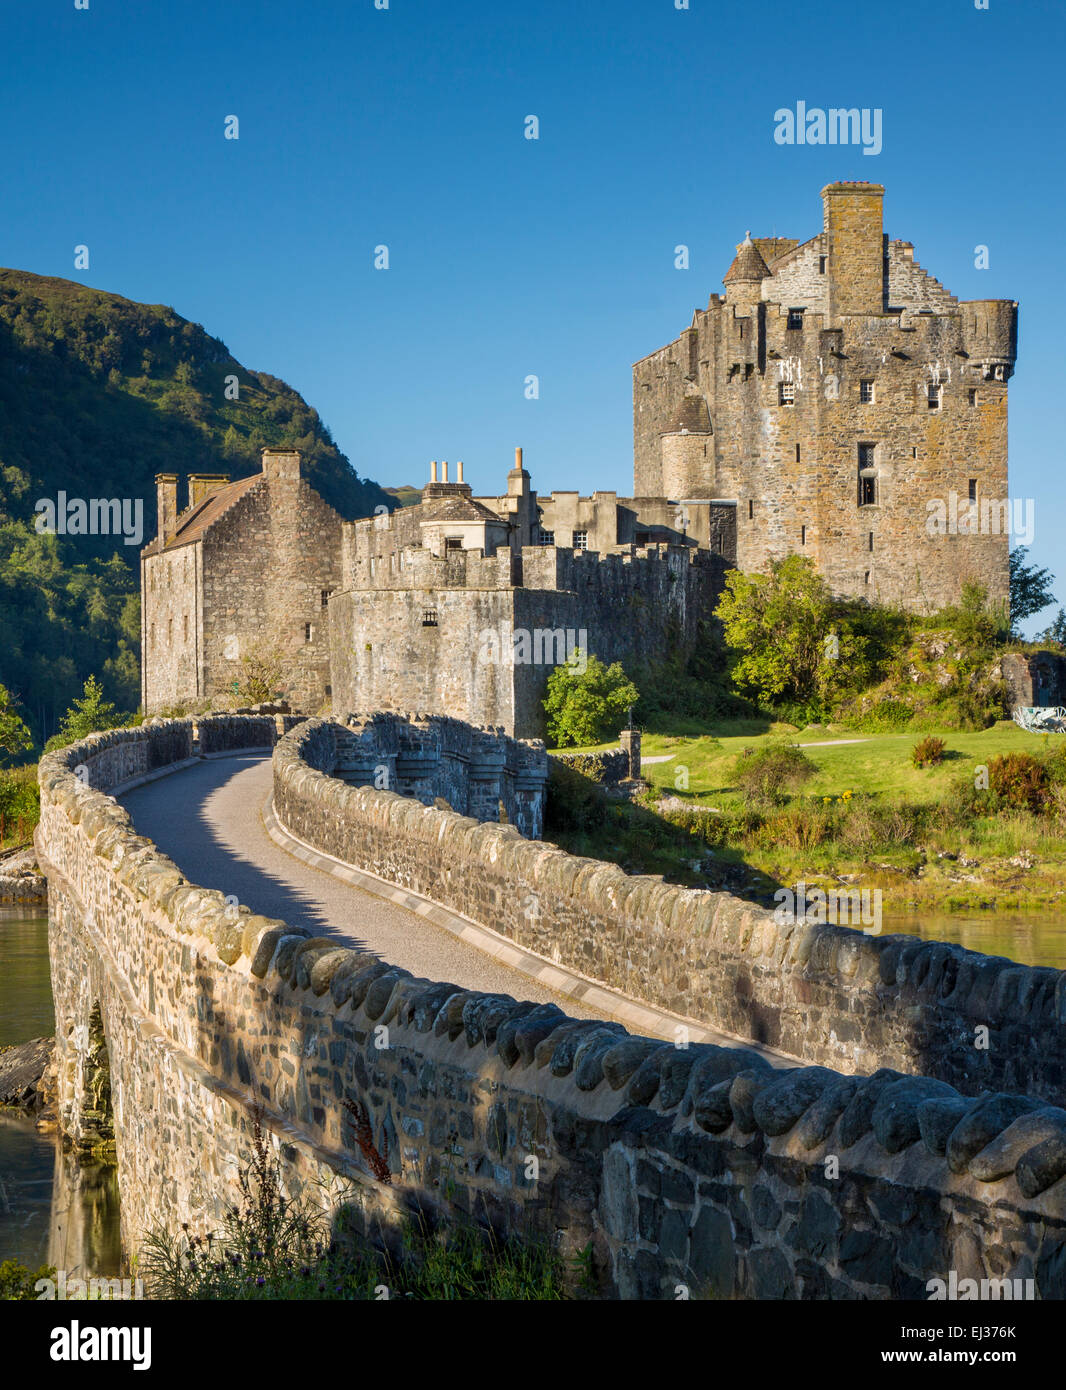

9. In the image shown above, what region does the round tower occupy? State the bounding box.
[660,392,712,499]
[722,231,769,317]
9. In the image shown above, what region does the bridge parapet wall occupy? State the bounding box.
[31,719,1066,1299]
[277,720,1066,1109]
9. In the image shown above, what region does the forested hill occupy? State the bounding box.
[0,269,393,744]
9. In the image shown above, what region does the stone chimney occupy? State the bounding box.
[456,460,464,483]
[155,473,178,545]
[187,473,230,509]
[261,447,301,482]
[822,181,885,320]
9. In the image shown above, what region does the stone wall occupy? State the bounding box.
[276,719,1066,1109]
[329,545,728,741]
[633,183,1016,612]
[34,719,1066,1299]
[307,712,548,840]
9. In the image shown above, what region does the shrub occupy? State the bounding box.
[986,753,1050,813]
[139,1108,566,1301]
[0,765,40,845]
[911,736,946,769]
[543,653,639,748]
[733,742,816,807]
[545,761,609,834]
[0,1259,55,1300]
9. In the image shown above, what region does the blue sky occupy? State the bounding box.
[2,0,1063,626]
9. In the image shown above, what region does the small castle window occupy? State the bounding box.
[787,309,804,330]
[167,618,173,644]
[748,500,754,520]
[304,623,314,643]
[927,383,941,409]
[819,256,826,274]
[150,623,155,649]
[912,447,918,460]
[858,444,877,507]
[779,381,795,406]
[795,444,801,462]
[864,571,870,585]
[539,530,555,546]
[868,532,874,552]
[573,530,589,551]
[860,379,875,404]
[800,525,806,546]
[968,389,977,406]
[321,589,332,608]
[968,479,978,503]
[183,614,188,641]
[445,535,463,551]
[422,609,438,627]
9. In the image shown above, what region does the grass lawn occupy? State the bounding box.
[548,720,1066,912]
[554,719,1053,806]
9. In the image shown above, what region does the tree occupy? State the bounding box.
[716,555,853,708]
[0,685,32,765]
[1009,548,1056,635]
[45,675,123,750]
[1038,608,1066,648]
[543,652,639,748]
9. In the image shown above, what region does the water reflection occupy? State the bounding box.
[881,909,1066,969]
[0,907,123,1277]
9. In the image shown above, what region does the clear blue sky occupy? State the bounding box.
[2,0,1063,627]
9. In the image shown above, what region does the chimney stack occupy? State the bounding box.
[187,474,230,509]
[155,473,178,545]
[261,447,301,482]
[441,461,449,483]
[430,461,438,483]
[456,460,464,483]
[515,446,523,471]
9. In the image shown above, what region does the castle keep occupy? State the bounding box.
[140,183,1018,728]
[635,182,1017,610]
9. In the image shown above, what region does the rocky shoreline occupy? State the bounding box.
[0,1035,56,1122]
[0,847,47,904]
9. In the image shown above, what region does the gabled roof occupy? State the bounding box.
[157,472,264,552]
[419,493,503,525]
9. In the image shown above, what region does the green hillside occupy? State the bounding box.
[0,269,393,743]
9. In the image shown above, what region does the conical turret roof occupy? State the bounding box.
[723,231,769,285]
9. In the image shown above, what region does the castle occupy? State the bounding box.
[141,182,1018,734]
[636,181,1017,608]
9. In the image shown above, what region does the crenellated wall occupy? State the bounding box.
[33,718,1066,1299]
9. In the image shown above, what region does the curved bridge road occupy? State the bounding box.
[119,753,792,1058]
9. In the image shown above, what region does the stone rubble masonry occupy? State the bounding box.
[330,543,728,741]
[634,183,1018,612]
[33,717,1066,1298]
[322,711,548,840]
[279,719,1066,1109]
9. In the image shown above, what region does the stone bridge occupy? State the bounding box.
[34,714,1066,1298]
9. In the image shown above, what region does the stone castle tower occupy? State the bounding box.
[634,182,1018,611]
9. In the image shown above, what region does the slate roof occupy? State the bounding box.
[156,472,263,552]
